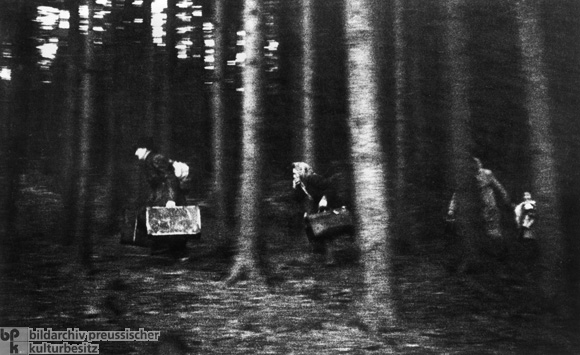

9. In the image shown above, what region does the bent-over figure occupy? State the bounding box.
[292,162,352,262]
[292,162,350,213]
[134,138,188,258]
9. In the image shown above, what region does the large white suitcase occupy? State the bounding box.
[146,206,201,237]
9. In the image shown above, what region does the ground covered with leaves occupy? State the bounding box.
[1,179,579,354]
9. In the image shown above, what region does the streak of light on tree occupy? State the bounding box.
[345,0,394,332]
[226,0,266,285]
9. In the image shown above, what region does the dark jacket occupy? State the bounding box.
[295,172,350,212]
[141,152,186,207]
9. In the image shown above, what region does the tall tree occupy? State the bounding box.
[286,0,317,236]
[76,0,96,267]
[210,0,228,242]
[515,0,564,300]
[227,0,265,285]
[299,0,315,165]
[0,7,33,300]
[407,0,447,239]
[442,0,482,271]
[345,0,393,331]
[0,82,8,145]
[408,48,426,234]
[10,1,37,160]
[393,0,407,202]
[1,137,23,278]
[392,0,416,243]
[102,2,125,234]
[143,0,156,136]
[2,2,37,265]
[188,0,206,198]
[61,0,81,245]
[103,91,121,234]
[159,0,177,154]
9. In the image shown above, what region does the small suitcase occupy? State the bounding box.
[304,207,354,240]
[146,206,201,238]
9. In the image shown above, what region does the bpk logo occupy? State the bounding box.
[0,328,28,355]
[0,329,20,342]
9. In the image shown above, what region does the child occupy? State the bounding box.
[514,192,537,239]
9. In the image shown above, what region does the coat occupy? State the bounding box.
[295,172,350,213]
[476,168,510,238]
[141,152,186,207]
[448,168,510,238]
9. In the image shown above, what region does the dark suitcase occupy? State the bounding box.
[304,208,354,240]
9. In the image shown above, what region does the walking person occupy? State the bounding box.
[447,157,512,239]
[292,162,352,264]
[134,137,188,259]
[514,191,539,264]
[514,191,537,240]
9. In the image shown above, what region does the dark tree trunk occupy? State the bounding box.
[76,0,96,268]
[143,0,156,136]
[188,0,206,199]
[210,0,228,243]
[103,7,124,235]
[2,3,37,266]
[393,0,408,202]
[515,0,564,301]
[392,0,416,244]
[442,0,482,271]
[159,0,177,155]
[61,0,81,245]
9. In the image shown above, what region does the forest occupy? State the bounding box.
[1,0,580,353]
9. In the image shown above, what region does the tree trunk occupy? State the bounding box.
[76,0,96,268]
[159,0,177,154]
[101,0,127,234]
[407,0,430,238]
[1,138,22,266]
[227,0,265,285]
[299,0,315,165]
[392,0,416,244]
[442,0,482,271]
[287,0,317,236]
[61,0,81,245]
[1,3,36,266]
[104,91,121,234]
[393,0,407,203]
[409,53,427,234]
[189,0,206,199]
[143,0,156,136]
[211,0,228,243]
[345,0,393,332]
[515,0,564,300]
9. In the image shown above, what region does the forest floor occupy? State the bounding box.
[1,177,580,354]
